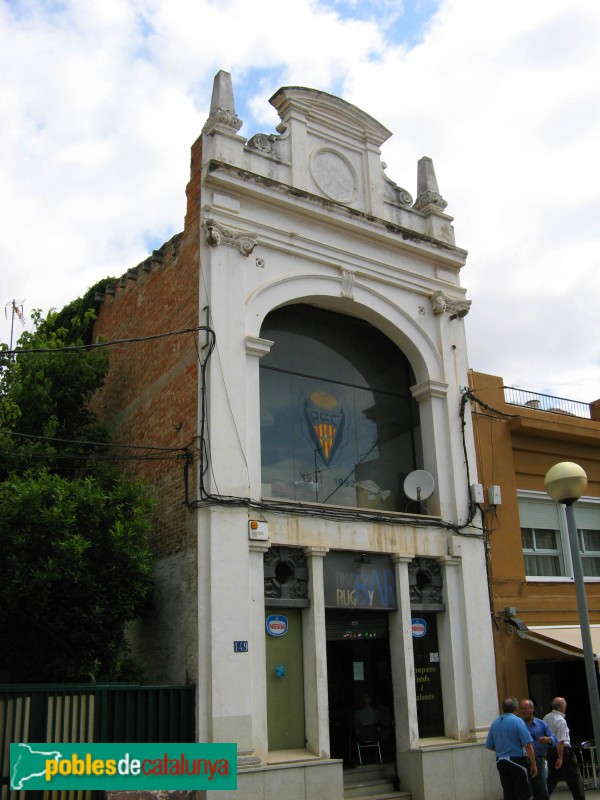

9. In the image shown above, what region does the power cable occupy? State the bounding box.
[2,326,207,356]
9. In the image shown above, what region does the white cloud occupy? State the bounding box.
[1,0,599,402]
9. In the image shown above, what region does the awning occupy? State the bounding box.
[520,625,600,662]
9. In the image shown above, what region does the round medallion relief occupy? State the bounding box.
[309,148,358,203]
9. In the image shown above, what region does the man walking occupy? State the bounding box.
[518,698,556,800]
[543,697,585,800]
[487,697,537,800]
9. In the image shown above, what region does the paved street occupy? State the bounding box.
[553,783,600,798]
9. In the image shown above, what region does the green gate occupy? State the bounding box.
[0,683,195,800]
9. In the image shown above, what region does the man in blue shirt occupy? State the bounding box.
[487,697,537,800]
[519,698,557,800]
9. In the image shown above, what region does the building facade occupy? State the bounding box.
[469,370,600,741]
[92,72,500,800]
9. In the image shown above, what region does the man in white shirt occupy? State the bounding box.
[543,697,585,799]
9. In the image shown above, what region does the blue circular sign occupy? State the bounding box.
[411,617,427,638]
[266,614,288,637]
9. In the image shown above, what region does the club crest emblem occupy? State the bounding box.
[304,390,345,465]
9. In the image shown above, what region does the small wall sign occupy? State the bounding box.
[412,618,427,638]
[233,640,248,652]
[266,614,288,637]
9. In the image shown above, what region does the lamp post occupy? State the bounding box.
[545,462,600,765]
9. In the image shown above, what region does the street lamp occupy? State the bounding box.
[545,462,600,773]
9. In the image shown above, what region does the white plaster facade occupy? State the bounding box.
[194,72,500,800]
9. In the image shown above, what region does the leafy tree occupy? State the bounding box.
[0,308,110,478]
[0,298,154,682]
[0,469,153,681]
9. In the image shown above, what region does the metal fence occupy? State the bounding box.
[0,683,195,800]
[503,386,592,419]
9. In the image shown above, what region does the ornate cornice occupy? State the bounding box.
[205,219,258,256]
[430,290,471,319]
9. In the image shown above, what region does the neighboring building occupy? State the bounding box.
[469,370,600,741]
[92,71,499,800]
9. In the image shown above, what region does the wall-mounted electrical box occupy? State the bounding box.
[487,485,502,506]
[248,520,269,541]
[470,483,484,504]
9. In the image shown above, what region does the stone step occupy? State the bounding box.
[344,778,396,798]
[343,764,394,781]
[343,766,410,800]
[345,793,411,800]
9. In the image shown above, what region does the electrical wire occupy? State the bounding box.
[194,333,483,533]
[1,429,188,454]
[3,319,499,535]
[2,326,206,356]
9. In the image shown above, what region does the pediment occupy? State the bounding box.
[270,86,392,148]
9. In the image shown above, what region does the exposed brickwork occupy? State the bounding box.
[91,137,204,559]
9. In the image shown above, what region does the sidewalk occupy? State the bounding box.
[553,782,600,798]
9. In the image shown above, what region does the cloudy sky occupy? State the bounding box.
[1,0,599,403]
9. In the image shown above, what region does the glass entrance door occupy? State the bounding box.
[326,612,395,766]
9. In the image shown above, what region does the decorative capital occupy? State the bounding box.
[411,379,449,403]
[303,545,329,559]
[245,336,274,358]
[414,189,448,212]
[430,290,471,319]
[205,219,258,256]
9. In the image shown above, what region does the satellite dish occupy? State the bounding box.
[403,470,435,502]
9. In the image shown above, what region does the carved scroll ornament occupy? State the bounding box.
[430,290,471,319]
[205,219,258,257]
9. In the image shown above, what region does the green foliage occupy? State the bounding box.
[0,306,110,477]
[37,276,117,345]
[0,469,154,681]
[0,296,155,682]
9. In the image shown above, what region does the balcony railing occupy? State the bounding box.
[503,386,592,419]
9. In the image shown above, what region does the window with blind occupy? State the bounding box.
[518,493,600,580]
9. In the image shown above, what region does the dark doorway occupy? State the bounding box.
[326,611,395,766]
[412,612,445,737]
[527,659,596,744]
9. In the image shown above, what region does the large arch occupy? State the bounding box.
[245,272,442,388]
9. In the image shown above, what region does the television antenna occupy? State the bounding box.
[4,299,26,349]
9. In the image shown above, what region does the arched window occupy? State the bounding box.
[259,304,423,512]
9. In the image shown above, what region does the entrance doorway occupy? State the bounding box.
[265,608,305,750]
[326,610,395,766]
[527,658,594,744]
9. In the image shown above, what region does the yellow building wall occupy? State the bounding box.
[468,370,600,705]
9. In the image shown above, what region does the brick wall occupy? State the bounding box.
[91,134,203,560]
